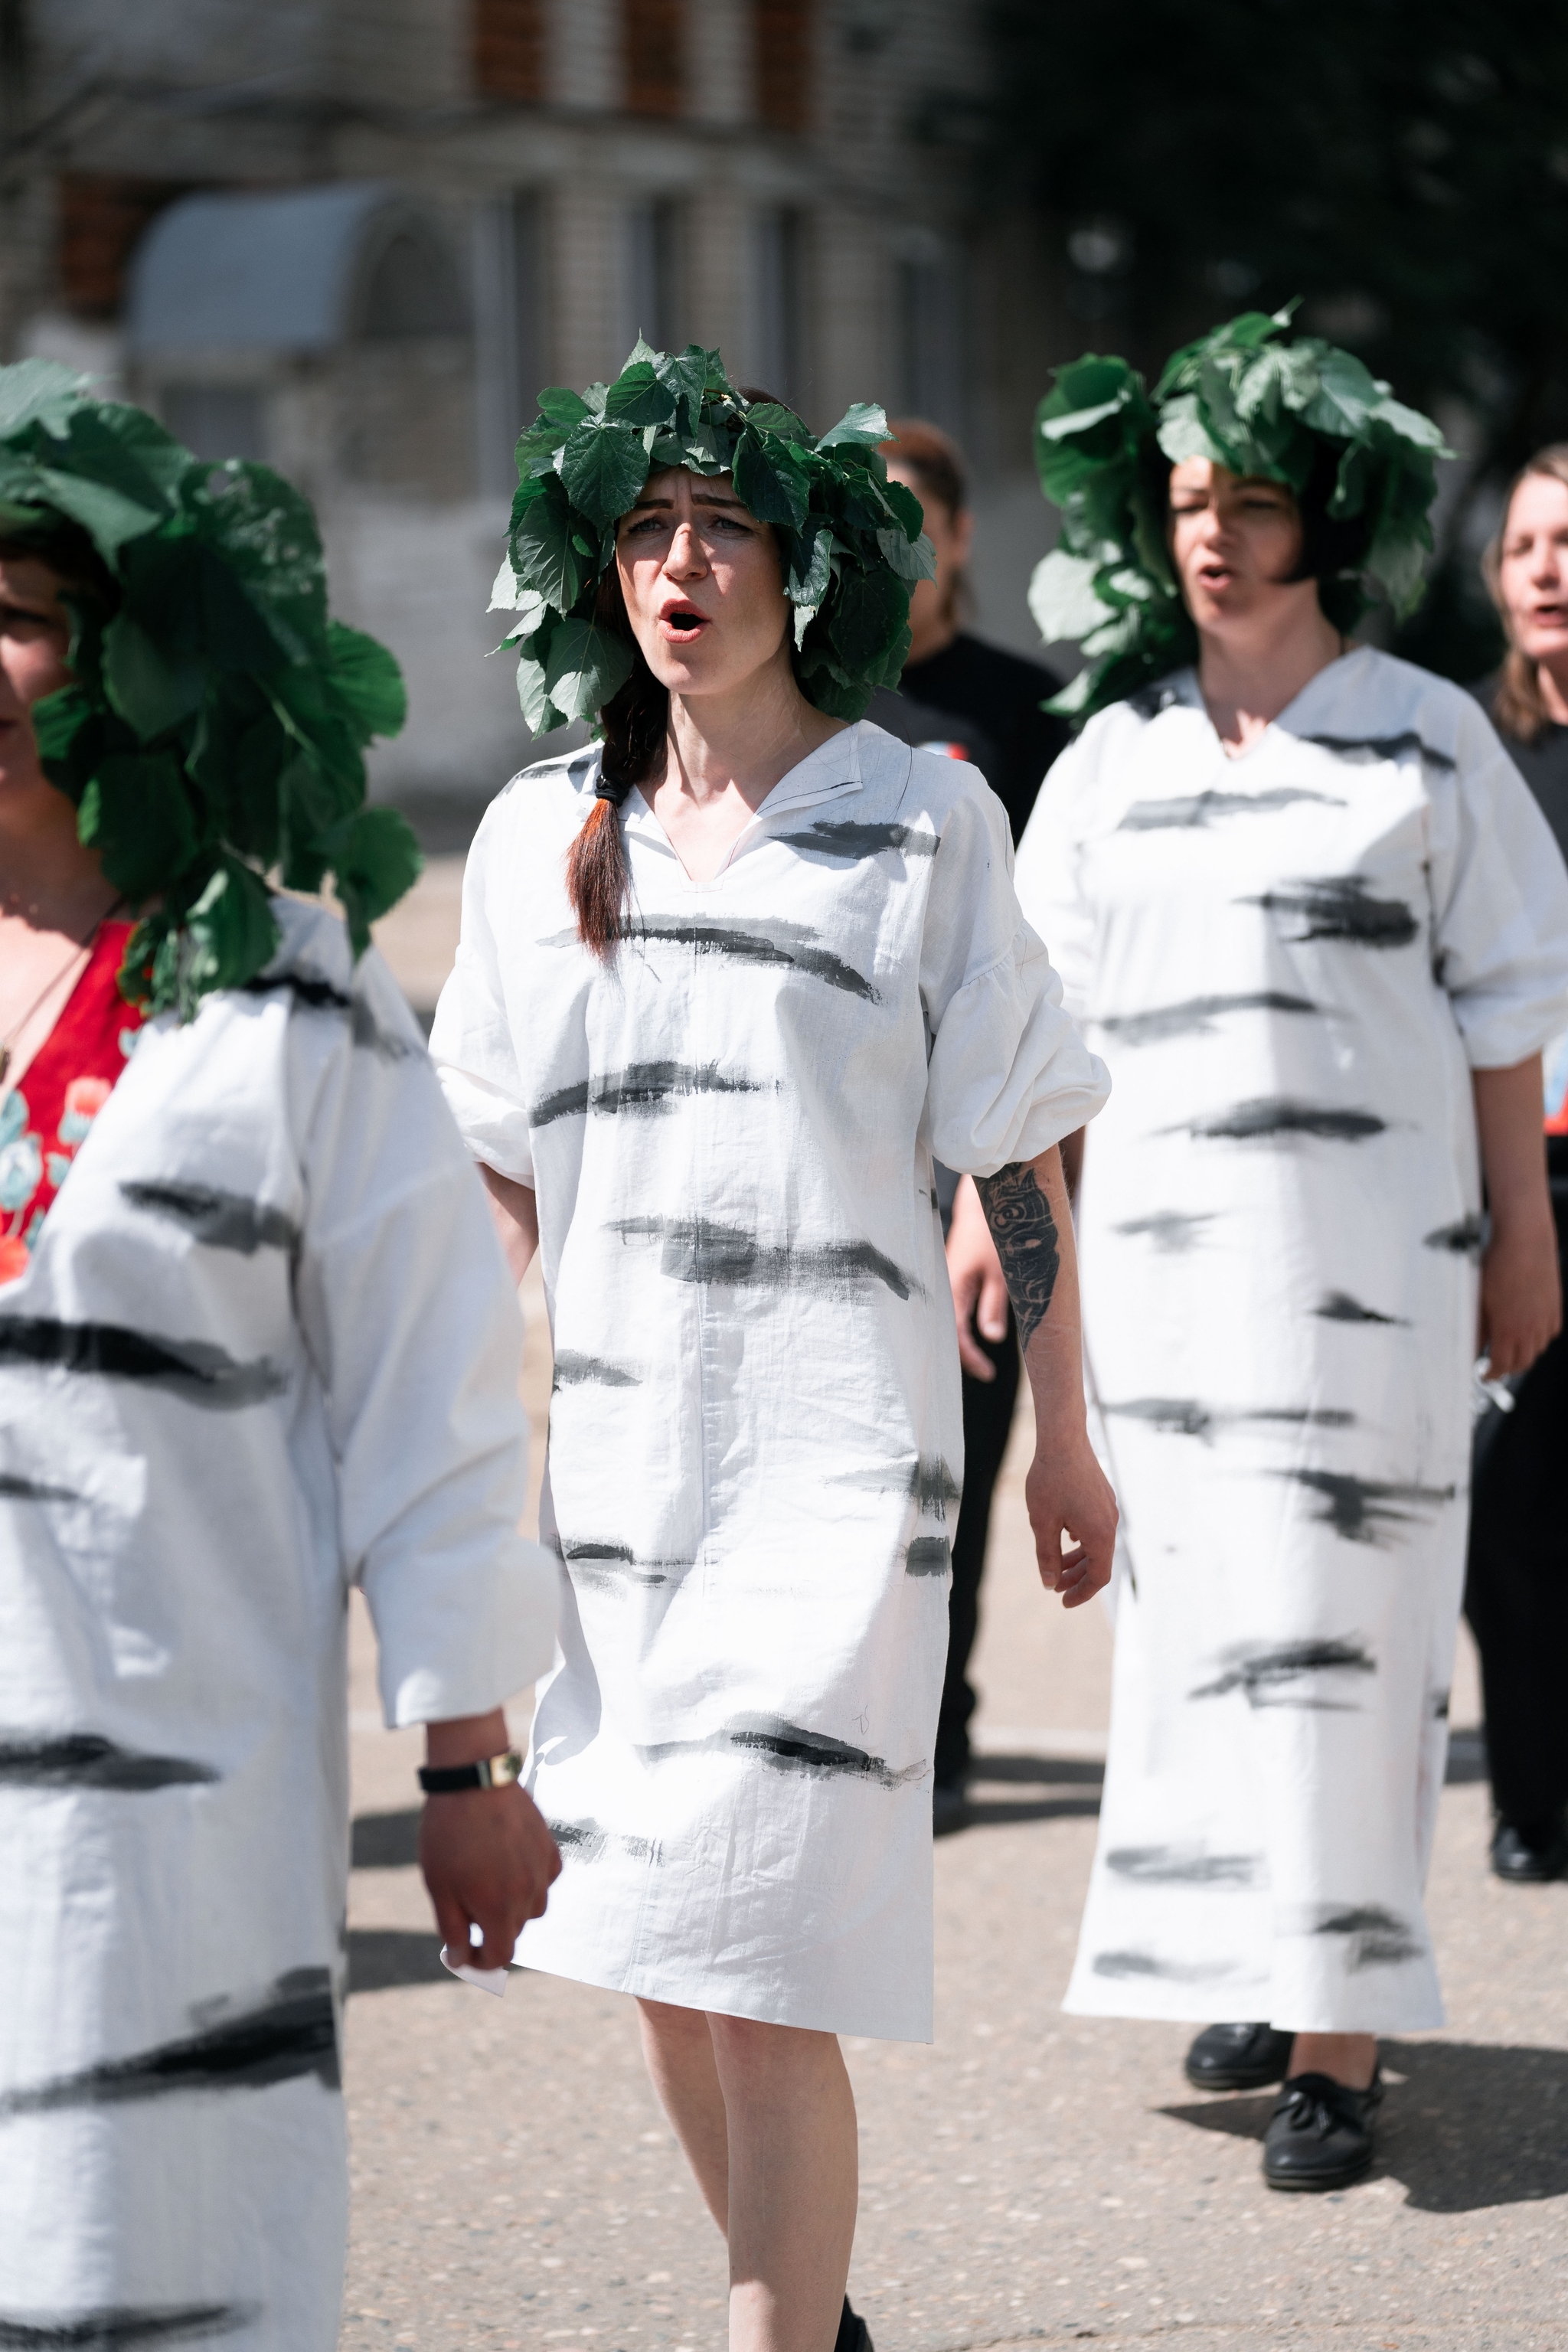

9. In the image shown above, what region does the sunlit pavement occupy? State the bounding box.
[341,868,1568,2352]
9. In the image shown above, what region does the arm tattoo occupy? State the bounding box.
[975,1161,1060,1354]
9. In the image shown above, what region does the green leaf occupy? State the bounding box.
[33,465,164,559]
[102,612,201,740]
[511,475,591,610]
[1027,550,1113,642]
[817,401,890,450]
[326,621,406,743]
[543,614,634,723]
[655,345,710,436]
[732,428,809,528]
[743,400,812,443]
[1155,398,1230,468]
[77,752,198,900]
[560,418,651,531]
[875,525,936,584]
[786,526,835,608]
[605,361,678,428]
[515,650,568,736]
[537,387,591,427]
[880,479,926,541]
[180,859,282,1007]
[320,807,423,956]
[825,562,907,671]
[0,359,87,439]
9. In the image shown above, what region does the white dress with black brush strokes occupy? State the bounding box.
[433,720,1109,2040]
[0,899,557,2350]
[1015,648,1568,2033]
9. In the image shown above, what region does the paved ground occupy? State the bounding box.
[343,861,1568,2351]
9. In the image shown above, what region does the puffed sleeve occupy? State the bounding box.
[1429,700,1568,1068]
[430,794,535,1184]
[1012,727,1099,1024]
[920,761,1109,1175]
[293,940,557,1726]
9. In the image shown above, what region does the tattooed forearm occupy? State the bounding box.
[975,1161,1061,1354]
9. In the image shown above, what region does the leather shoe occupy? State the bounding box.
[835,2296,874,2352]
[1491,1816,1568,1883]
[1263,2069,1382,2191]
[1184,2020,1295,2092]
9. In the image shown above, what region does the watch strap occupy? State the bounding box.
[418,1749,524,1795]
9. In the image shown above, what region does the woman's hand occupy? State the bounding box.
[946,1173,1010,1380]
[1024,1422,1118,1609]
[418,1707,560,1970]
[1472,1056,1563,1377]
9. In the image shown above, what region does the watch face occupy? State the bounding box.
[489,1751,524,1787]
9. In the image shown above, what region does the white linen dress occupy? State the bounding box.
[433,720,1109,2040]
[0,900,557,2351]
[1014,648,1568,2032]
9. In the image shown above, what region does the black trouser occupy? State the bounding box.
[1464,1191,1568,1835]
[933,1305,1021,1788]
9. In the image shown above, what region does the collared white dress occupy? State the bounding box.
[0,900,557,2351]
[433,720,1108,2040]
[1014,648,1568,2032]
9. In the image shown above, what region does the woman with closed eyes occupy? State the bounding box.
[432,348,1116,2352]
[1014,310,1568,2193]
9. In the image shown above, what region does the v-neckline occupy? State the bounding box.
[1190,645,1366,765]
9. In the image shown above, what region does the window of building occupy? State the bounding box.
[161,385,268,465]
[750,207,805,410]
[472,0,546,103]
[623,197,682,357]
[623,0,684,118]
[897,239,963,433]
[753,0,812,134]
[476,190,547,495]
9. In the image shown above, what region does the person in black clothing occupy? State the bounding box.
[877,418,1071,1828]
[1468,443,1568,1883]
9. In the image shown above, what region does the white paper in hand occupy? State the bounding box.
[440,1932,509,1997]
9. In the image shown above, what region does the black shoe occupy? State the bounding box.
[1184,2020,1295,2092]
[1263,2069,1383,2192]
[835,2295,874,2352]
[933,1778,968,1835]
[1491,1816,1568,1883]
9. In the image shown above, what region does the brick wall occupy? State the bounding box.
[622,0,684,117]
[754,0,812,135]
[472,0,547,103]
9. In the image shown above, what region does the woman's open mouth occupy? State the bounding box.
[658,605,709,642]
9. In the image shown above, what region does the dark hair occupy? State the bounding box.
[565,386,789,959]
[0,518,117,612]
[880,416,968,520]
[1482,446,1568,745]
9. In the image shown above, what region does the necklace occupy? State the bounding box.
[0,894,126,1089]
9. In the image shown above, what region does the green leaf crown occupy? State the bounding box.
[491,338,936,733]
[0,360,419,1017]
[1027,305,1452,721]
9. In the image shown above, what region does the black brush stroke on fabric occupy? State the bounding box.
[1190,1637,1377,1707]
[1175,1098,1386,1143]
[975,1161,1060,1351]
[1092,1949,1235,1982]
[119,1181,299,1256]
[0,1733,217,1791]
[1431,1688,1451,1720]
[1243,874,1420,949]
[1105,1845,1263,1886]
[1303,730,1457,773]
[242,969,417,1060]
[565,917,880,1002]
[551,1350,640,1390]
[1306,1902,1423,1970]
[638,1713,926,1789]
[1118,785,1347,831]
[1285,1468,1457,1546]
[1315,1289,1406,1325]
[532,1061,770,1129]
[905,1536,952,1577]
[0,1968,338,2115]
[612,1216,919,1301]
[0,2303,259,2348]
[0,1469,79,1502]
[831,1455,961,1512]
[560,1539,687,1589]
[1423,1213,1487,1258]
[1099,991,1324,1044]
[1102,1398,1355,1443]
[776,818,940,861]
[0,1319,286,1410]
[1113,1210,1215,1253]
[550,1816,662,1866]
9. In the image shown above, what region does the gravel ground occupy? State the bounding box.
[338,1262,1568,2352]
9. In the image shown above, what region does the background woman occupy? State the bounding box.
[433,348,1116,2350]
[1015,312,1568,2192]
[0,366,560,2347]
[1465,447,1568,1882]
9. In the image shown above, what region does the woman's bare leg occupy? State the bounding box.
[708,2014,858,2352]
[1289,2030,1377,2088]
[636,1998,731,2232]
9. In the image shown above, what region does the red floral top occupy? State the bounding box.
[0,920,145,1285]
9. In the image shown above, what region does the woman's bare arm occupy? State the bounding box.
[973,1145,1118,1606]
[479,1164,539,1288]
[1473,1055,1561,1376]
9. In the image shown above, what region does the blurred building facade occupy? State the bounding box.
[0,0,1060,801]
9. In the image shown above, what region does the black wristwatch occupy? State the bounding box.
[418,1749,524,1795]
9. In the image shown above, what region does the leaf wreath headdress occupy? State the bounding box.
[489,338,935,732]
[0,360,420,1017]
[1026,305,1453,721]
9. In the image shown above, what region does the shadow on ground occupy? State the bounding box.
[347,1928,452,1995]
[351,1808,420,1868]
[939,1752,1104,1838]
[1160,2038,1568,2212]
